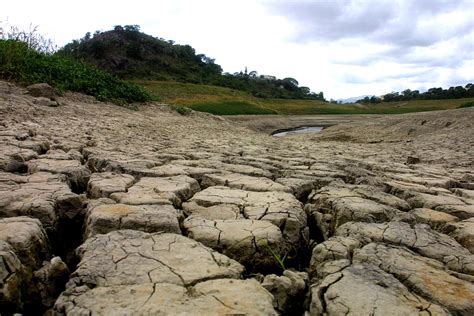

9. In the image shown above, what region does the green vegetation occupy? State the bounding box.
[459,101,474,108]
[0,40,151,105]
[264,244,287,271]
[358,84,474,104]
[0,22,151,105]
[190,101,276,115]
[57,25,222,85]
[138,80,278,115]
[170,105,192,115]
[139,80,474,115]
[58,26,325,100]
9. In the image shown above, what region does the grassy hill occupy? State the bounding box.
[57,26,325,101]
[138,80,474,115]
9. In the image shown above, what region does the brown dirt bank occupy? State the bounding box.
[227,114,383,134]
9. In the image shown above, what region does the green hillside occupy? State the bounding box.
[57,25,325,101]
[139,80,474,115]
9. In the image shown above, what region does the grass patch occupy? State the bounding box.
[459,101,474,108]
[0,40,151,105]
[190,101,276,115]
[137,80,474,115]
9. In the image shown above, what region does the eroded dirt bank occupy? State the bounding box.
[1,80,473,315]
[226,114,382,134]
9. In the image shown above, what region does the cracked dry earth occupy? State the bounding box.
[0,80,473,315]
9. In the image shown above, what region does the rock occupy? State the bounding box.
[84,203,182,238]
[52,230,271,314]
[33,256,70,308]
[85,152,163,176]
[146,163,219,180]
[87,172,135,198]
[15,132,29,141]
[202,172,291,192]
[184,216,285,271]
[148,163,188,176]
[183,201,242,220]
[343,165,382,186]
[55,279,277,315]
[26,158,91,192]
[306,184,409,239]
[262,269,308,313]
[406,156,421,164]
[41,149,83,162]
[446,218,474,253]
[351,184,411,210]
[26,83,55,99]
[336,221,474,275]
[0,145,37,173]
[454,188,474,199]
[33,97,59,107]
[435,204,474,220]
[309,260,447,315]
[385,173,457,190]
[185,186,307,245]
[275,177,318,200]
[354,243,474,314]
[0,240,24,313]
[175,165,219,181]
[408,208,458,230]
[310,236,361,268]
[217,162,273,178]
[0,217,51,269]
[407,192,469,209]
[67,230,244,288]
[9,138,50,155]
[0,172,84,258]
[0,172,83,232]
[110,175,199,207]
[0,217,65,313]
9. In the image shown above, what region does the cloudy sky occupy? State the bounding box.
[2,0,473,99]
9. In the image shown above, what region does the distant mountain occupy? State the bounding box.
[336,95,374,104]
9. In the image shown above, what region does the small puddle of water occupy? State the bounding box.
[272,126,324,137]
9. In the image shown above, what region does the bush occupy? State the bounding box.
[0,22,56,53]
[0,39,151,105]
[170,105,192,115]
[459,101,474,108]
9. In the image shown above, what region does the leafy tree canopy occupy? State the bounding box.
[57,26,325,101]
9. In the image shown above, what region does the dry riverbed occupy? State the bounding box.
[1,80,473,315]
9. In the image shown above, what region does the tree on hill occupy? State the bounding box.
[57,25,222,83]
[357,84,474,103]
[57,25,326,101]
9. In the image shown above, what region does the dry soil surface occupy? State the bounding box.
[1,80,473,315]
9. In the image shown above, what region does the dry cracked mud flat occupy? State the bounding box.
[1,80,473,315]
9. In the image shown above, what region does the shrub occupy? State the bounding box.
[0,39,151,105]
[459,101,474,108]
[170,105,192,115]
[0,21,56,54]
